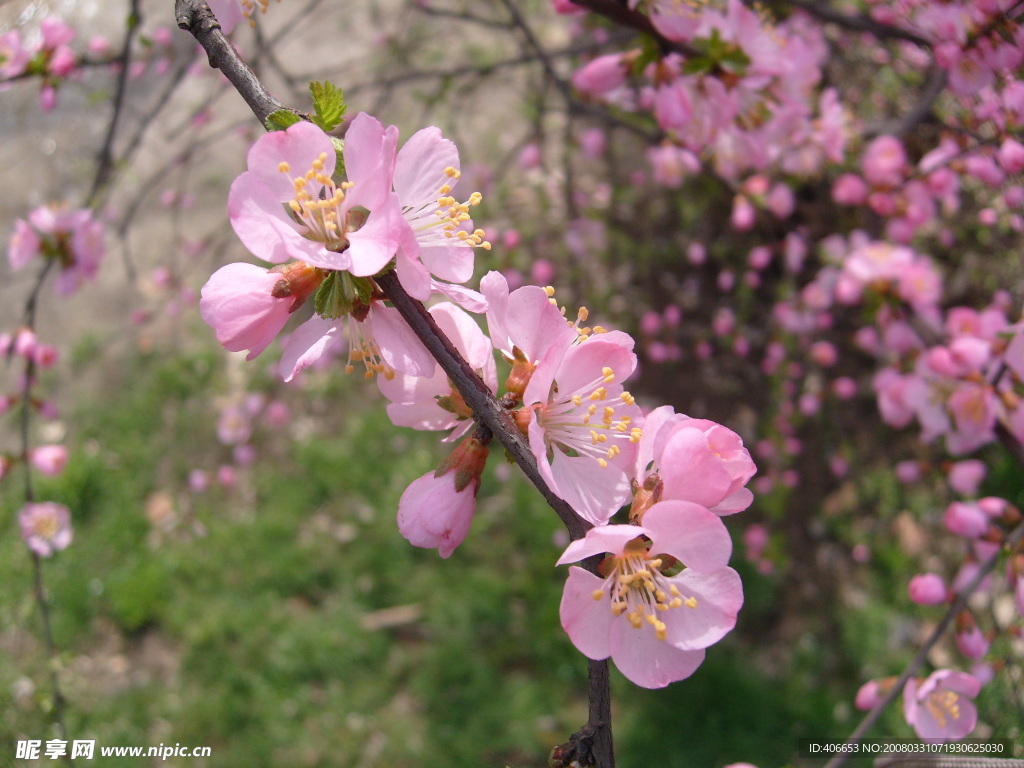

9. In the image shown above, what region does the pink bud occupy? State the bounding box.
[944,501,989,539]
[832,173,868,205]
[29,445,68,476]
[908,573,948,605]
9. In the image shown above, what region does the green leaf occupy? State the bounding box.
[312,271,373,320]
[330,136,346,180]
[309,80,346,132]
[265,109,302,132]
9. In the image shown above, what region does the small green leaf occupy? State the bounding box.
[312,271,373,320]
[330,136,346,180]
[309,80,346,132]
[265,109,302,132]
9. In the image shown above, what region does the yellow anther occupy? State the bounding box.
[344,364,355,374]
[670,598,683,608]
[572,395,583,406]
[289,200,301,214]
[587,405,598,415]
[669,585,681,597]
[481,241,492,250]
[444,166,460,178]
[685,597,698,609]
[578,307,590,322]
[278,161,290,173]
[592,589,605,601]
[620,392,635,405]
[598,458,608,468]
[593,326,608,333]
[439,184,452,195]
[544,286,556,297]
[608,445,620,457]
[602,367,615,383]
[590,430,601,445]
[590,387,607,401]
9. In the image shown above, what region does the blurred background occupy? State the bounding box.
[1,0,1022,765]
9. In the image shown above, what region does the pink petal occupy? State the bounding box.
[661,567,743,650]
[552,335,636,400]
[279,316,343,382]
[248,121,335,201]
[659,427,735,508]
[556,525,651,566]
[432,280,488,313]
[559,566,613,660]
[344,113,397,211]
[710,487,754,516]
[548,449,631,526]
[643,500,732,571]
[609,618,706,688]
[228,172,303,264]
[394,125,459,209]
[421,242,474,284]
[370,304,436,377]
[338,195,403,276]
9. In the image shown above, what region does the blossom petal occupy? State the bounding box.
[609,619,706,688]
[333,197,403,276]
[659,427,735,508]
[548,448,631,526]
[643,500,732,571]
[556,524,651,566]
[559,566,613,660]
[279,316,342,382]
[370,303,436,377]
[661,567,743,650]
[394,126,459,209]
[228,172,303,264]
[344,112,397,211]
[247,121,335,201]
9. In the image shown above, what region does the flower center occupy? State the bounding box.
[593,539,697,641]
[279,155,357,251]
[33,514,60,540]
[924,689,961,729]
[405,166,491,251]
[342,309,395,381]
[539,365,641,468]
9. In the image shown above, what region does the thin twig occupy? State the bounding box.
[89,0,143,203]
[175,0,285,125]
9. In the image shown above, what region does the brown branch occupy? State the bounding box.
[89,0,143,203]
[762,0,932,48]
[174,0,286,125]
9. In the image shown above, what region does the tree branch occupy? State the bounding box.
[174,0,286,125]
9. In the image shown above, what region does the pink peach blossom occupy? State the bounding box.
[904,670,980,741]
[19,502,73,557]
[558,500,742,688]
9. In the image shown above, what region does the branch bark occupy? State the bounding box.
[174,0,285,125]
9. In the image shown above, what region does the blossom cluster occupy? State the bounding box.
[7,205,105,295]
[0,327,73,558]
[200,114,757,688]
[0,17,79,111]
[547,0,1024,735]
